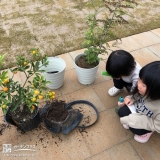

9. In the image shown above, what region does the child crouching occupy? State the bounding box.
[118,61,160,143]
[106,50,141,96]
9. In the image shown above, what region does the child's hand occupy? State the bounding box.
[124,96,133,106]
[118,101,125,107]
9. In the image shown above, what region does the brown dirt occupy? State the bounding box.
[76,55,99,69]
[44,100,68,122]
[0,99,94,153]
[8,104,37,122]
[0,123,11,135]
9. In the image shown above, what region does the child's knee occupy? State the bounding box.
[118,105,131,117]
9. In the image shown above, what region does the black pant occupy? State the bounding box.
[118,105,152,135]
[113,78,132,92]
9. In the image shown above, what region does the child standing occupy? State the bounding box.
[106,50,141,96]
[118,61,160,143]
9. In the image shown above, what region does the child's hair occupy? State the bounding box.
[137,61,160,100]
[106,50,135,78]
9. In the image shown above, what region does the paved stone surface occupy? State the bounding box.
[0,29,160,160]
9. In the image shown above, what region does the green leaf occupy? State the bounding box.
[29,107,33,113]
[101,71,112,77]
[1,71,8,79]
[0,54,5,68]
[27,70,33,75]
[11,102,19,112]
[0,54,5,61]
[2,108,7,115]
[35,61,40,71]
[10,68,18,72]
[31,62,35,68]
[8,94,11,101]
[40,86,48,90]
[119,10,125,15]
[24,65,30,70]
[38,69,45,73]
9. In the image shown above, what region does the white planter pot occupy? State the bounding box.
[40,57,66,89]
[74,54,99,85]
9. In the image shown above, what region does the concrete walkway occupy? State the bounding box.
[0,28,160,160]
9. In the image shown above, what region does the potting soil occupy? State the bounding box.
[46,100,68,122]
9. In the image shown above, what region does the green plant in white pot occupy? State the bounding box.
[0,49,56,132]
[74,0,137,84]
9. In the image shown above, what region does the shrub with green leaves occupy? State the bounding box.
[83,0,137,64]
[0,49,56,115]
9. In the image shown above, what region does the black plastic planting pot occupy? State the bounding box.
[5,107,41,132]
[41,104,83,135]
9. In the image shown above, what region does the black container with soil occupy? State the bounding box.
[5,105,41,132]
[41,100,83,135]
[4,100,98,134]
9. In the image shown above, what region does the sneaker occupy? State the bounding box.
[122,124,129,129]
[108,86,123,96]
[134,132,153,143]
